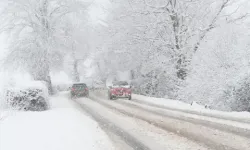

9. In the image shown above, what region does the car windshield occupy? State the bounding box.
[72,84,87,89]
[113,81,128,86]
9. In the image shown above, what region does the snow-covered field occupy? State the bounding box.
[0,92,114,150]
[133,94,250,122]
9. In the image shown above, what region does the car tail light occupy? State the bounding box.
[72,88,75,91]
[85,88,88,91]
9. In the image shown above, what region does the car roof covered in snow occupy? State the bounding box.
[72,83,87,86]
[112,81,129,86]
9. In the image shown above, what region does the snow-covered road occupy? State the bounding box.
[75,90,250,150]
[1,91,250,150]
[132,94,250,124]
[76,96,210,150]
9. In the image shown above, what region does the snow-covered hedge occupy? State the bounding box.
[222,76,250,112]
[4,81,49,111]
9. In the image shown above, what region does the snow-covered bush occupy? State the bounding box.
[5,81,49,111]
[130,68,180,99]
[222,76,250,112]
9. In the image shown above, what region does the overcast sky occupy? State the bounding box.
[0,0,110,61]
[0,0,111,84]
[0,34,7,61]
[0,1,8,60]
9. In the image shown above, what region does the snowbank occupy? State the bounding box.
[6,80,49,97]
[0,92,115,150]
[0,73,48,111]
[133,94,250,122]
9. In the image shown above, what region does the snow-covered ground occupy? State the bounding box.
[89,92,250,150]
[133,94,250,122]
[0,92,115,150]
[78,95,211,150]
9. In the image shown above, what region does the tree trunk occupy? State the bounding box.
[39,0,54,94]
[71,40,80,82]
[46,75,53,95]
[168,5,187,80]
[176,54,187,80]
[73,60,80,82]
[29,49,53,95]
[32,76,53,95]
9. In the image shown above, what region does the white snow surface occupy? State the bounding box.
[133,94,250,121]
[0,92,115,150]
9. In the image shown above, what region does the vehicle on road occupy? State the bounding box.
[108,81,132,100]
[71,83,89,98]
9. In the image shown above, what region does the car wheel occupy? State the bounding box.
[128,95,132,100]
[108,94,112,100]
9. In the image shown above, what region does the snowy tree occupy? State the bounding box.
[0,0,87,94]
[178,17,250,110]
[96,0,249,100]
[142,0,250,80]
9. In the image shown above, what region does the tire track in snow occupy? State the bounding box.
[94,89,250,124]
[132,98,250,124]
[117,99,250,138]
[93,90,250,137]
[105,132,134,150]
[77,96,210,150]
[90,94,250,150]
[76,99,150,150]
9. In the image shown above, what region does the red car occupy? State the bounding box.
[108,81,132,100]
